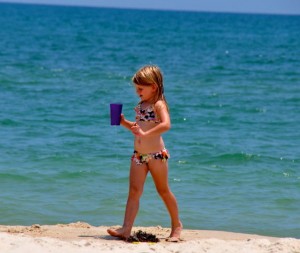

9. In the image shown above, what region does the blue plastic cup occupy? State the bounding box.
[110,103,123,125]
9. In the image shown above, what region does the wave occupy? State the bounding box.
[0,119,22,127]
[0,172,32,182]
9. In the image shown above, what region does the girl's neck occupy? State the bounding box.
[141,97,156,105]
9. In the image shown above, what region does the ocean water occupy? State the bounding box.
[0,3,299,238]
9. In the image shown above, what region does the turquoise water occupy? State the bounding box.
[0,3,299,238]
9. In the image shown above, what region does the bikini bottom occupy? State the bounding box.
[131,148,170,165]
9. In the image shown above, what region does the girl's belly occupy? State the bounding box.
[134,135,165,153]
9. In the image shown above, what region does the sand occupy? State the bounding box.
[0,222,299,253]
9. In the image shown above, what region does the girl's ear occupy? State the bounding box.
[151,84,158,91]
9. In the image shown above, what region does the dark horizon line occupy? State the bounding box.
[0,1,299,17]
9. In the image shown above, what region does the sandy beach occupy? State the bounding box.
[0,222,299,253]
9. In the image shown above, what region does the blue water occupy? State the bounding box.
[0,3,299,238]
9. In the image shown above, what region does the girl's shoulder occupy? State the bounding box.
[153,100,167,112]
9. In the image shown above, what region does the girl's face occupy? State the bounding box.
[135,84,157,102]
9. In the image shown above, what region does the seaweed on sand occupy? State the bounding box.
[126,230,160,243]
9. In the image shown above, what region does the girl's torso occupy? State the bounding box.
[134,102,165,153]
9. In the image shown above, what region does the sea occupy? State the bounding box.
[0,3,299,239]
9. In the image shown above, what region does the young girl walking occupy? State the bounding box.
[107,65,182,242]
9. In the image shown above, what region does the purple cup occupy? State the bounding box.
[110,103,123,125]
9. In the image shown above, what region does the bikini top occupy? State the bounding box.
[135,102,160,123]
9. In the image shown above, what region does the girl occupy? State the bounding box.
[107,65,182,242]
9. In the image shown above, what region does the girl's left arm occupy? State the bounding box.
[131,101,170,137]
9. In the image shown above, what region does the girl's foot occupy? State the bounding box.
[166,221,183,242]
[107,227,131,240]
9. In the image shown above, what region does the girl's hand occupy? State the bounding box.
[120,114,125,125]
[131,123,145,137]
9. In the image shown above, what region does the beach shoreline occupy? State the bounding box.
[0,222,299,253]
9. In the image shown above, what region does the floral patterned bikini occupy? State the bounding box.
[131,149,170,165]
[132,102,170,165]
[134,102,160,123]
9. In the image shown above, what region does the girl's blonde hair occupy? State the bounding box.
[132,65,169,110]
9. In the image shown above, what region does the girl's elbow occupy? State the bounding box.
[164,122,171,131]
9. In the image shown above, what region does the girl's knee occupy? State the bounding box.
[129,186,143,199]
[157,187,172,198]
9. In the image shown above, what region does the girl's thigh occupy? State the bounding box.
[148,159,170,191]
[129,161,149,191]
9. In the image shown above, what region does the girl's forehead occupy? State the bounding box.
[135,83,153,88]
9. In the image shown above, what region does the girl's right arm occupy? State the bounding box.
[120,114,135,130]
